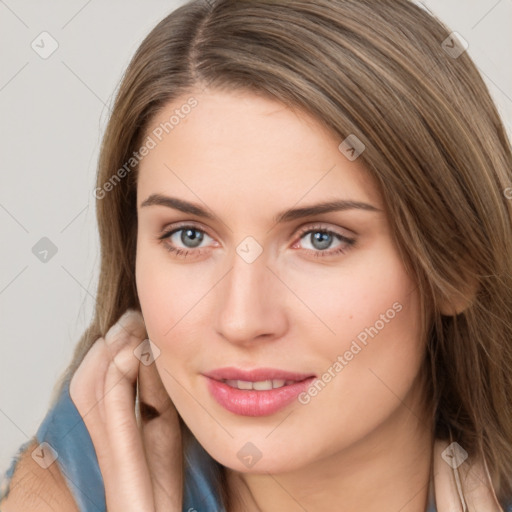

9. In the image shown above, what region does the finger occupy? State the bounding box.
[69,336,111,465]
[70,334,148,509]
[102,307,149,440]
[70,335,110,416]
[137,340,183,512]
[433,439,464,511]
[101,309,147,421]
[105,309,148,360]
[103,309,148,398]
[101,309,156,511]
[102,353,155,510]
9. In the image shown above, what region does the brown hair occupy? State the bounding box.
[53,0,512,506]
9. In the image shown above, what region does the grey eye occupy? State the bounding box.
[177,228,205,248]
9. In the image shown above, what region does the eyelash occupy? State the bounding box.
[157,222,356,259]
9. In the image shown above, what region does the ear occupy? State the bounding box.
[438,279,478,316]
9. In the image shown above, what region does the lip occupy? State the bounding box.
[203,367,315,382]
[203,367,316,417]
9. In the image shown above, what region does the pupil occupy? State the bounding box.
[312,232,331,250]
[182,229,203,248]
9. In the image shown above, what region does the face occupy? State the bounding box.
[135,88,424,474]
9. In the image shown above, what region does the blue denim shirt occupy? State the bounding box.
[0,376,224,512]
[0,376,510,511]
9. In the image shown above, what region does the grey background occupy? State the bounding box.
[1,0,511,474]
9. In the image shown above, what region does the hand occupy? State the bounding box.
[69,309,183,511]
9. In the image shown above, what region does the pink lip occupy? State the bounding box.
[203,367,316,417]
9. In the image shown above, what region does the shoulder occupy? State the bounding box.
[0,438,79,512]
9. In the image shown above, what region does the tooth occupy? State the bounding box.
[222,379,293,390]
[253,380,273,390]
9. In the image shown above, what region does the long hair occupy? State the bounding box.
[53,0,512,506]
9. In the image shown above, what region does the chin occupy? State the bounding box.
[198,438,312,475]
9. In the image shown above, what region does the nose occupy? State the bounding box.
[214,246,288,347]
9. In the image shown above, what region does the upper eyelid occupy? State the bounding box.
[160,221,214,240]
[295,223,353,238]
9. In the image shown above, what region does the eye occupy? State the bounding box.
[293,224,356,258]
[157,223,214,258]
[157,222,356,259]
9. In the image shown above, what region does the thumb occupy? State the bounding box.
[137,338,183,512]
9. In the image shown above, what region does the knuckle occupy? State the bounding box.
[108,345,139,377]
[105,309,146,345]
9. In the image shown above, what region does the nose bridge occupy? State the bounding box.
[215,238,285,343]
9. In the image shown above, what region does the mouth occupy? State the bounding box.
[203,367,315,382]
[203,367,316,416]
[222,378,299,390]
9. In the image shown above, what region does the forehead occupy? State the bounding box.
[136,88,382,213]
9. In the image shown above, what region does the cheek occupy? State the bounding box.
[282,240,420,360]
[135,246,169,338]
[304,255,424,428]
[135,242,208,379]
[135,240,199,339]
[136,252,203,414]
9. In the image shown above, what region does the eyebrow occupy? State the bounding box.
[139,194,382,224]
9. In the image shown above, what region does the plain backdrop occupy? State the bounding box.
[1,0,511,475]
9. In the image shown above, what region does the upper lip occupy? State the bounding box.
[203,367,316,382]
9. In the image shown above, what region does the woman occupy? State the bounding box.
[2,0,512,510]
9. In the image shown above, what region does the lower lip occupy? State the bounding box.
[205,376,316,416]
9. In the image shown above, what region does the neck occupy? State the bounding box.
[226,382,435,512]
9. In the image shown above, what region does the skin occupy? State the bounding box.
[135,87,434,511]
